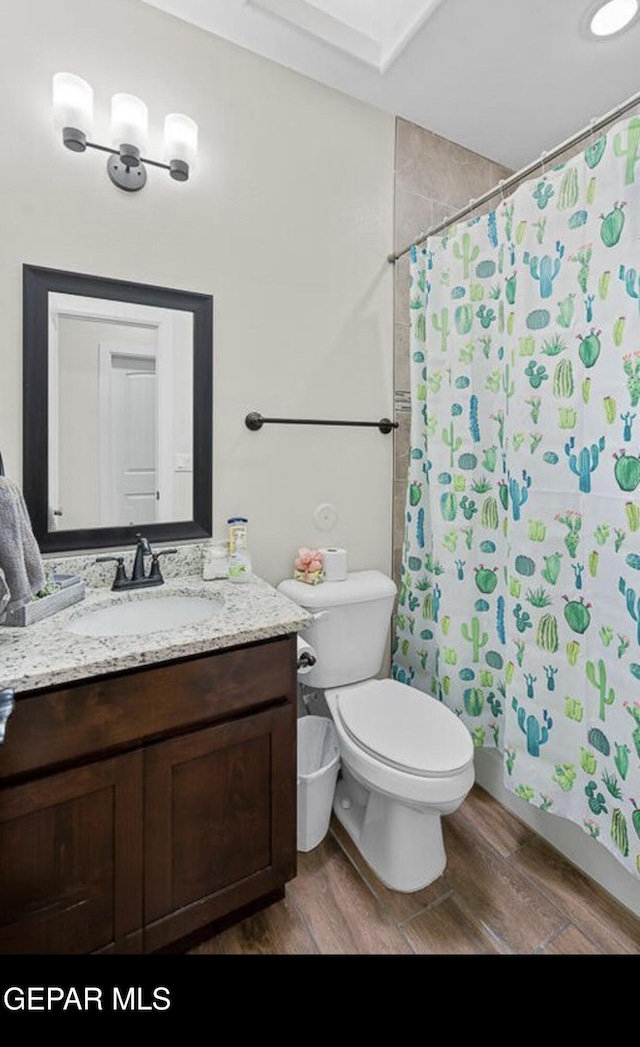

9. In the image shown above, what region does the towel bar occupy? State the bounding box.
[245,412,398,434]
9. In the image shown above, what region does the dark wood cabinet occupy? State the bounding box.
[0,634,297,954]
[0,751,143,955]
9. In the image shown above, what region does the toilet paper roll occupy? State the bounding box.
[297,636,318,675]
[320,547,348,582]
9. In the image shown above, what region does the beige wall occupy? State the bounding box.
[0,0,395,587]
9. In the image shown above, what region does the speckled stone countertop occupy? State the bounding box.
[0,574,311,694]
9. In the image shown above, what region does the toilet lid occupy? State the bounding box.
[335,679,473,777]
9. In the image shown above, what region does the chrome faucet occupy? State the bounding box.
[96,533,177,591]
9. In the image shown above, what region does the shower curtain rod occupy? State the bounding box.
[387,88,640,264]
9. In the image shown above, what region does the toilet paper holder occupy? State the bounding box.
[297,633,319,672]
[297,649,316,669]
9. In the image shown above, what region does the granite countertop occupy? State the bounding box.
[0,574,311,694]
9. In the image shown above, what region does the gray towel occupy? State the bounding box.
[0,477,45,611]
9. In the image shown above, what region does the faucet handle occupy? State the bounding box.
[148,548,177,583]
[95,555,128,588]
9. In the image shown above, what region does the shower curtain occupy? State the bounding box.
[392,112,640,879]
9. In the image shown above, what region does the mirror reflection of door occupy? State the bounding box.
[49,293,193,531]
[100,346,158,527]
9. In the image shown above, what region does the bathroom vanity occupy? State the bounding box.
[3,266,315,953]
[0,573,309,954]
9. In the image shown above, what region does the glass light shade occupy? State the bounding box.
[52,73,93,134]
[164,113,198,167]
[590,0,638,35]
[111,93,148,150]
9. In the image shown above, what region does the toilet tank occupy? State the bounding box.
[277,570,397,689]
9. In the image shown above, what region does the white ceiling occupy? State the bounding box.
[139,0,640,170]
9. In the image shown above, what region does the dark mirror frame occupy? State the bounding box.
[23,264,213,553]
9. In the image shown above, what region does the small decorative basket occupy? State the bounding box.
[1,578,86,628]
[293,568,325,586]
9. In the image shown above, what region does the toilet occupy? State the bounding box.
[277,569,475,893]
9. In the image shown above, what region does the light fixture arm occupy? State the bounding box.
[61,125,190,192]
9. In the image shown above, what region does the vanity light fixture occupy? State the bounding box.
[587,0,639,37]
[52,73,198,192]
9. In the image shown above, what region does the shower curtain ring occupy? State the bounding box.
[540,150,547,176]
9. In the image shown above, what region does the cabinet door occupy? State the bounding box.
[0,752,143,954]
[144,704,296,952]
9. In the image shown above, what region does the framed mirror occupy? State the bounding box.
[23,265,213,553]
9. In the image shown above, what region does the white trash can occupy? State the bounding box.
[297,715,341,852]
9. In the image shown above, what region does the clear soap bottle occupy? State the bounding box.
[227,517,252,583]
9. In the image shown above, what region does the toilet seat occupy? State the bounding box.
[332,678,473,778]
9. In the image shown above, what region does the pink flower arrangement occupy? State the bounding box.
[293,548,325,585]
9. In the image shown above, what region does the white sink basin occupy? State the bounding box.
[67,594,223,638]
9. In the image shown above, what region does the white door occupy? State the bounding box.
[101,350,158,527]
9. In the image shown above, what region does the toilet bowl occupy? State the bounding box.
[325,678,474,892]
[277,570,475,892]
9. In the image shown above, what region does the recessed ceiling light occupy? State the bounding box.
[589,0,639,37]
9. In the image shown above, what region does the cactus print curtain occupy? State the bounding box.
[392,113,640,879]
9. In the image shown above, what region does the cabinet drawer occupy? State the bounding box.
[0,635,296,781]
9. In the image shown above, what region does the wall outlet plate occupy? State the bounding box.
[314,503,337,531]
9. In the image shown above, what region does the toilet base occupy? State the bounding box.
[333,766,447,893]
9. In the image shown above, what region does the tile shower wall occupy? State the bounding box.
[392,118,511,586]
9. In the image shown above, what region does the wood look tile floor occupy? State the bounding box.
[188,785,640,956]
